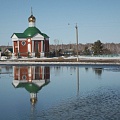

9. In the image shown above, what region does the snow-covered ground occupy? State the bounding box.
[6,55,120,60]
[0,55,120,65]
[65,55,120,60]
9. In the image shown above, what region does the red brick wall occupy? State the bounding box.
[14,66,50,82]
[14,66,34,81]
[39,67,43,79]
[19,40,28,56]
[44,67,50,79]
[19,67,28,80]
[38,41,41,52]
[44,40,49,56]
[14,67,19,80]
[45,40,49,52]
[13,39,49,57]
[14,41,18,56]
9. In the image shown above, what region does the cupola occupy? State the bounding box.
[28,15,36,23]
[28,7,36,27]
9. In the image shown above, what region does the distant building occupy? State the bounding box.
[3,48,13,58]
[64,49,74,56]
[0,46,12,53]
[11,9,49,58]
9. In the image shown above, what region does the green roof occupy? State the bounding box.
[13,33,26,38]
[14,81,50,93]
[25,83,41,93]
[15,83,41,93]
[12,27,49,39]
[41,33,49,38]
[24,27,41,37]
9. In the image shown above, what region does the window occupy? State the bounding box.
[28,39,31,42]
[21,41,26,46]
[22,75,26,80]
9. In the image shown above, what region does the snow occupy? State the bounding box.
[0,55,120,65]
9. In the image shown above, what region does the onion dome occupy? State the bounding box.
[30,98,37,105]
[28,14,36,22]
[28,7,36,22]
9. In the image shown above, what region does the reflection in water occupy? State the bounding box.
[93,68,103,77]
[12,66,50,105]
[1,65,120,119]
[77,67,79,96]
[85,67,89,72]
[85,67,103,77]
[5,66,12,71]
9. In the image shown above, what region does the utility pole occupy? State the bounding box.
[75,23,79,62]
[77,67,79,96]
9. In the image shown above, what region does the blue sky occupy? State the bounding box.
[0,0,120,45]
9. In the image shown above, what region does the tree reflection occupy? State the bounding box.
[85,67,89,72]
[93,68,103,77]
[5,66,12,71]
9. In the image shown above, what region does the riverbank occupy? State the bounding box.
[0,56,120,65]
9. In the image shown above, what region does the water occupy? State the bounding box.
[0,65,120,120]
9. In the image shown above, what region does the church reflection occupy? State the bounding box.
[12,66,50,105]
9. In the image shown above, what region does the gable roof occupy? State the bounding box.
[11,27,49,39]
[12,33,26,38]
[7,48,13,53]
[3,48,13,53]
[41,33,49,38]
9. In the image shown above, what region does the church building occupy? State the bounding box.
[11,10,49,58]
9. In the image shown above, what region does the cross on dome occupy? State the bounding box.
[28,7,36,23]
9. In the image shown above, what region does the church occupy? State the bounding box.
[11,9,49,58]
